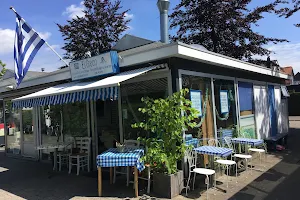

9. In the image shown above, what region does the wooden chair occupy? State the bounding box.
[68,137,91,175]
[55,138,74,171]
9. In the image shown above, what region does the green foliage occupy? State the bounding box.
[170,0,288,63]
[276,0,300,27]
[0,60,7,78]
[132,89,199,175]
[57,0,130,60]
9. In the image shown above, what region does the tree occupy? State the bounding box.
[132,89,199,174]
[57,0,130,61]
[0,60,7,78]
[170,0,288,62]
[276,0,300,27]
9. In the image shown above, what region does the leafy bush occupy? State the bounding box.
[132,89,199,175]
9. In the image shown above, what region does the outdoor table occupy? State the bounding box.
[193,146,233,193]
[96,148,145,197]
[194,146,233,157]
[231,138,264,153]
[231,138,264,147]
[36,142,72,171]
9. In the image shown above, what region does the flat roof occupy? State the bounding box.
[0,41,290,94]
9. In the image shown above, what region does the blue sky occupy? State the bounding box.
[0,0,300,73]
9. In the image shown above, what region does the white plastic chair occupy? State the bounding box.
[68,137,91,175]
[208,138,238,187]
[240,132,267,169]
[224,137,252,177]
[185,148,215,199]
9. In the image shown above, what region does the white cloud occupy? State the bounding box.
[63,1,85,19]
[267,43,300,73]
[0,28,52,56]
[124,13,134,20]
[45,44,60,51]
[38,32,51,40]
[0,28,15,55]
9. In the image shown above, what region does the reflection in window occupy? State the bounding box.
[182,75,214,140]
[40,102,88,160]
[5,101,21,155]
[22,108,34,142]
[213,79,237,137]
[121,78,168,141]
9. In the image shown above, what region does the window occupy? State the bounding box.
[238,82,254,116]
[213,79,237,138]
[121,78,169,141]
[182,75,214,140]
[22,108,34,142]
[238,82,256,138]
[5,101,21,155]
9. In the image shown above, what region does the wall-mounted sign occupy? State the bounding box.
[70,51,120,81]
[190,89,202,116]
[220,90,229,114]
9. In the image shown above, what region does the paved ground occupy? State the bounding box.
[0,120,299,200]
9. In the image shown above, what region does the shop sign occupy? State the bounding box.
[190,89,202,116]
[220,90,229,114]
[70,51,120,81]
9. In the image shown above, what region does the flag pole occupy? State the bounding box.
[10,6,69,67]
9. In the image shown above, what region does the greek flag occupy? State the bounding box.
[14,13,45,86]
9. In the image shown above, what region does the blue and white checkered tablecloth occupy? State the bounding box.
[185,138,199,147]
[231,138,264,146]
[194,146,233,157]
[96,148,145,172]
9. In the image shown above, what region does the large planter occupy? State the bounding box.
[153,170,184,198]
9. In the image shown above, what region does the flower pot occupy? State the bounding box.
[153,170,184,198]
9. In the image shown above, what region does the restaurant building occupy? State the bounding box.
[0,33,290,170]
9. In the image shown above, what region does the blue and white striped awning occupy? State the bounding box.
[12,64,167,109]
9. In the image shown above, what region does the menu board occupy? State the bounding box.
[190,90,202,116]
[220,90,229,114]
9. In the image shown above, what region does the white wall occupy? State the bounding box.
[254,85,270,139]
[274,86,282,134]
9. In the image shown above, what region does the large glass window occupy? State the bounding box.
[121,78,169,141]
[5,101,21,155]
[22,108,34,142]
[40,102,88,160]
[213,79,237,137]
[182,75,215,140]
[238,82,256,138]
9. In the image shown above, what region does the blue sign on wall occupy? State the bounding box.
[220,90,229,114]
[70,51,120,81]
[190,89,202,116]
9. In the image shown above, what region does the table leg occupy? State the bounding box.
[134,166,138,197]
[110,167,113,184]
[98,167,102,196]
[53,148,58,171]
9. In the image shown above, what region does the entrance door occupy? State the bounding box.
[268,85,277,137]
[22,107,38,159]
[254,85,270,139]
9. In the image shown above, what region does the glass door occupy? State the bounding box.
[21,107,38,159]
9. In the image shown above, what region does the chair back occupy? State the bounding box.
[185,148,197,169]
[208,138,220,147]
[124,139,140,148]
[224,136,234,150]
[75,137,91,156]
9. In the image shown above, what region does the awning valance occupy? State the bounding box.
[12,64,167,109]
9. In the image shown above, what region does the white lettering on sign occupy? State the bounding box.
[69,51,119,81]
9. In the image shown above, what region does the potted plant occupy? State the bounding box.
[132,89,199,198]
